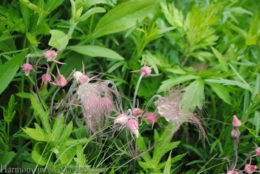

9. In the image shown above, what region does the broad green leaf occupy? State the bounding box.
[207,83,231,104]
[211,47,228,71]
[79,7,106,22]
[22,93,51,133]
[181,79,204,112]
[26,32,39,47]
[51,115,64,141]
[0,52,26,95]
[23,123,49,142]
[46,0,64,13]
[92,0,158,38]
[48,30,69,50]
[137,136,151,162]
[163,151,172,174]
[158,75,198,92]
[80,0,114,9]
[0,151,16,171]
[205,78,252,92]
[68,45,124,60]
[229,63,252,92]
[19,0,46,14]
[32,143,47,166]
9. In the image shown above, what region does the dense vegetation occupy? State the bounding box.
[0,0,259,173]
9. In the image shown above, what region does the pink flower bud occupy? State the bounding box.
[127,119,139,137]
[54,74,67,87]
[256,147,260,157]
[231,128,240,139]
[73,71,89,84]
[114,113,128,125]
[44,50,57,62]
[145,112,157,128]
[140,66,152,77]
[244,164,257,174]
[41,73,51,83]
[227,170,239,174]
[232,115,242,128]
[22,63,33,76]
[132,108,143,118]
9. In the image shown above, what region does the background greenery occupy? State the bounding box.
[0,0,259,173]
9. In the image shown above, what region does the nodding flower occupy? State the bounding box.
[226,170,239,174]
[114,113,128,125]
[44,50,58,62]
[244,164,257,174]
[53,67,67,87]
[140,66,152,77]
[73,71,89,85]
[256,147,260,157]
[132,108,143,118]
[232,115,242,128]
[41,73,51,84]
[22,63,33,76]
[126,118,139,138]
[144,112,157,128]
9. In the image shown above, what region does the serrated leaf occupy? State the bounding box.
[48,30,69,50]
[163,151,172,174]
[208,83,231,104]
[158,75,198,92]
[26,32,39,47]
[68,45,124,60]
[0,151,16,171]
[211,47,228,71]
[51,115,64,141]
[92,0,158,38]
[23,123,49,142]
[181,79,204,112]
[32,143,47,166]
[0,51,26,95]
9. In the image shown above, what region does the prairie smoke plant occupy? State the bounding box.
[155,90,205,135]
[73,71,89,85]
[244,164,257,174]
[126,118,139,138]
[22,63,33,76]
[144,112,157,128]
[132,108,143,118]
[227,170,239,174]
[77,80,118,134]
[44,50,58,62]
[232,115,242,128]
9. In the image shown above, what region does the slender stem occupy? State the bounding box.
[233,137,239,170]
[133,73,144,108]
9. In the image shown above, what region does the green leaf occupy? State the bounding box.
[0,52,26,95]
[51,115,64,142]
[92,0,158,38]
[207,83,231,104]
[0,151,16,171]
[79,7,106,22]
[211,47,228,71]
[26,32,39,47]
[158,75,198,92]
[32,143,47,166]
[19,0,46,14]
[163,151,172,174]
[2,95,16,123]
[23,123,49,142]
[181,79,204,112]
[48,30,69,50]
[205,78,252,92]
[68,45,124,60]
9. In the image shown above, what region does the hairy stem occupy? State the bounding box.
[132,73,144,108]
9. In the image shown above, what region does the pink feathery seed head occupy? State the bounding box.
[54,74,67,87]
[22,63,33,76]
[127,118,139,138]
[73,71,89,85]
[232,115,242,128]
[101,96,113,109]
[44,50,58,62]
[244,164,257,174]
[256,147,260,157]
[132,108,143,118]
[227,170,239,174]
[140,66,152,77]
[145,112,157,128]
[41,73,51,83]
[114,113,128,125]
